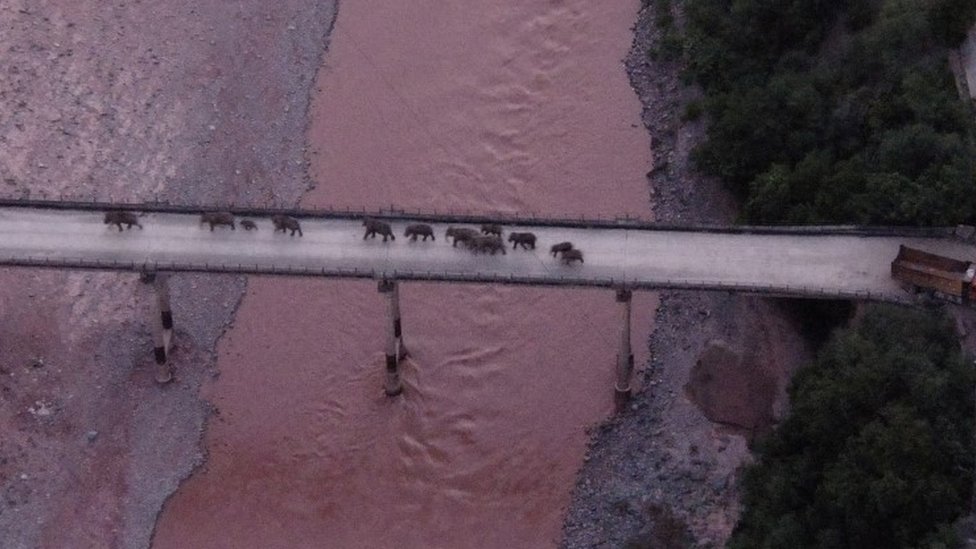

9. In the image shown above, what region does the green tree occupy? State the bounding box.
[729,305,975,548]
[924,0,976,46]
[683,0,976,226]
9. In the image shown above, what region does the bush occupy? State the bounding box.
[728,305,975,548]
[656,31,684,62]
[682,100,703,122]
[925,0,976,46]
[654,0,675,29]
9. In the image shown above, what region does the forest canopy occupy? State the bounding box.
[728,305,975,548]
[671,1,976,545]
[681,0,976,225]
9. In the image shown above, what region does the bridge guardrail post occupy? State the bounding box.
[614,288,634,411]
[378,279,404,396]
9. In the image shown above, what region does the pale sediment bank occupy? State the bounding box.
[0,2,339,548]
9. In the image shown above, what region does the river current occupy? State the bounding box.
[153,1,655,546]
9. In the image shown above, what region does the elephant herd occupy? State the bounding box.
[359,218,584,264]
[104,210,301,236]
[103,211,585,265]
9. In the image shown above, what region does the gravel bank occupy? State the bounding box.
[0,2,336,547]
[562,3,815,547]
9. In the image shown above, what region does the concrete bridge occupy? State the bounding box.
[2,199,973,403]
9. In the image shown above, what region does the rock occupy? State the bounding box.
[955,225,976,241]
[685,339,776,437]
[29,401,53,417]
[85,430,99,443]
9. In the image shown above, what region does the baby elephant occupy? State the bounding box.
[363,218,395,242]
[271,214,302,236]
[507,232,536,250]
[404,223,435,242]
[200,211,235,231]
[240,219,258,231]
[445,227,478,247]
[550,241,573,257]
[481,224,503,237]
[561,249,584,264]
[469,235,507,255]
[103,211,142,231]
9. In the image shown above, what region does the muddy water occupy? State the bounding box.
[154,1,654,547]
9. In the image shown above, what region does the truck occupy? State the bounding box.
[891,244,976,304]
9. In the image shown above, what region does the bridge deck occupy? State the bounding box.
[0,207,973,300]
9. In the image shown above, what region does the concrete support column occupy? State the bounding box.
[391,280,408,360]
[379,279,403,396]
[153,273,174,384]
[614,288,634,410]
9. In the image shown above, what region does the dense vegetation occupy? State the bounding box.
[647,0,976,545]
[680,0,976,225]
[728,305,975,548]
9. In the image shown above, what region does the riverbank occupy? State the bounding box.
[152,1,659,547]
[0,2,337,547]
[562,3,815,546]
[0,1,808,547]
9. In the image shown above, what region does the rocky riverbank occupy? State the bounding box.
[562,3,815,547]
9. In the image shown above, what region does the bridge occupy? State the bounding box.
[2,199,973,403]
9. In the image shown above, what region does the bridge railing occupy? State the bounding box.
[1,253,912,303]
[0,196,954,238]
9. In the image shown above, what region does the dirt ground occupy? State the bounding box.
[0,1,335,547]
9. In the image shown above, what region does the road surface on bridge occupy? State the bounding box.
[0,207,972,301]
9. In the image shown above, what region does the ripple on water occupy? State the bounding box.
[153,0,655,547]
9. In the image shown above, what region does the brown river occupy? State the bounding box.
[153,1,655,547]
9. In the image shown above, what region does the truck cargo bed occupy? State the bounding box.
[891,245,974,301]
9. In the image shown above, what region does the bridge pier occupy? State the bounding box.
[614,288,634,411]
[152,273,174,384]
[391,280,408,360]
[379,279,404,396]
